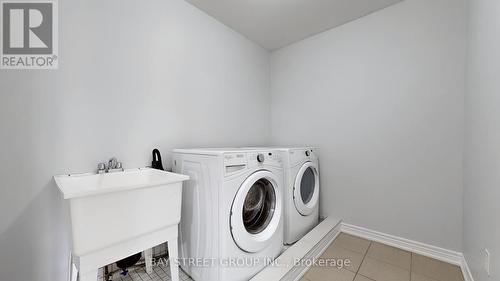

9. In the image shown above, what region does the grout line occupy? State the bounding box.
[336,233,373,255]
[349,232,419,280]
[363,241,414,271]
[353,241,372,280]
[410,252,413,281]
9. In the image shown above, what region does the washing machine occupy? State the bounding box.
[244,147,320,245]
[172,148,284,281]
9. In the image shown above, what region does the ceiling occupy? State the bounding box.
[185,0,403,50]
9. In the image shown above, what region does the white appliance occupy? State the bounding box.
[172,148,284,281]
[244,147,320,244]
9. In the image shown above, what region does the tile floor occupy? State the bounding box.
[300,233,465,281]
[105,263,193,281]
[105,233,464,281]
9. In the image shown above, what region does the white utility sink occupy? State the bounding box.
[55,168,189,281]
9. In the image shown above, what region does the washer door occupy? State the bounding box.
[230,170,282,253]
[293,162,319,216]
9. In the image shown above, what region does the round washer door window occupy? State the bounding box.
[231,170,282,253]
[243,178,276,234]
[293,162,319,216]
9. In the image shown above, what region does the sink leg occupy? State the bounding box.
[79,269,98,281]
[144,248,153,274]
[168,238,180,281]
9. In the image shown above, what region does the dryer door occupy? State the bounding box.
[230,170,282,253]
[293,162,319,216]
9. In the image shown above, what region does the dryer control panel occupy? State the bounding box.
[289,148,317,166]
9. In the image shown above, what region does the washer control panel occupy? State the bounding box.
[224,153,247,167]
[223,151,282,176]
[247,151,282,168]
[224,153,248,176]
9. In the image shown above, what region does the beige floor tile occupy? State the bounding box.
[411,272,439,281]
[354,274,374,281]
[359,257,410,281]
[366,242,411,270]
[412,254,464,281]
[303,265,356,281]
[321,243,365,273]
[332,233,371,255]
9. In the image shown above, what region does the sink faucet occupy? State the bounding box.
[108,157,118,169]
[97,157,124,174]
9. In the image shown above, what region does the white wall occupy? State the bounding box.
[270,0,466,251]
[464,0,500,280]
[0,1,270,281]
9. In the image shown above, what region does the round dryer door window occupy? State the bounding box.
[231,171,282,253]
[294,162,319,216]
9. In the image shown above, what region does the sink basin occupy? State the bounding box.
[54,168,189,281]
[55,168,189,199]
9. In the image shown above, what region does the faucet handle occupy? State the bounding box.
[116,162,123,169]
[108,157,118,169]
[97,163,106,173]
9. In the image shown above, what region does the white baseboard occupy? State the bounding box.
[460,256,474,281]
[340,223,474,281]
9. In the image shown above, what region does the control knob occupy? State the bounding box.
[257,154,265,163]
